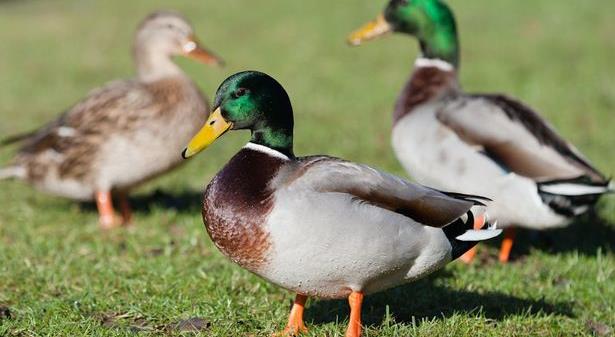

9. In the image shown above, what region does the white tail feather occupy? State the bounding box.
[0,166,26,180]
[456,227,502,242]
[540,183,609,196]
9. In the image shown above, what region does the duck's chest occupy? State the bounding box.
[203,148,286,271]
[393,63,458,123]
[391,65,461,188]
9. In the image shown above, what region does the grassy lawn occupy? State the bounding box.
[1,0,614,336]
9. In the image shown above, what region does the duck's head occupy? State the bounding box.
[135,11,223,67]
[182,71,294,159]
[347,0,459,66]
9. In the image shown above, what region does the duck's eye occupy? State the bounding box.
[233,88,249,98]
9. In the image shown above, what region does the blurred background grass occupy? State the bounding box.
[0,0,614,336]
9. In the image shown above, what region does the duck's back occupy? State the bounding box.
[13,75,208,200]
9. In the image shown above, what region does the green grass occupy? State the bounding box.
[1,0,614,336]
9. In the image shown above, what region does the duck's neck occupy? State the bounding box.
[393,54,458,124]
[250,125,294,158]
[243,142,291,161]
[134,47,183,82]
[416,19,459,69]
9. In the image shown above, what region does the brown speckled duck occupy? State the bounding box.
[0,11,223,229]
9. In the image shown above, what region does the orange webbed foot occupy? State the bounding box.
[274,294,308,336]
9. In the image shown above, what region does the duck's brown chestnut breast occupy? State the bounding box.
[203,148,287,272]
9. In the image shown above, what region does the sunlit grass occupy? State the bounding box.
[0,0,614,336]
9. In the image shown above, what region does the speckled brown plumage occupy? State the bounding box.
[14,76,206,183]
[203,148,285,272]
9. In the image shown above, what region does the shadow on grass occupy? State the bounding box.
[307,271,574,327]
[129,189,204,214]
[485,211,615,259]
[79,189,204,215]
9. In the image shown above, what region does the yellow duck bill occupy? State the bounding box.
[182,107,233,159]
[347,14,392,46]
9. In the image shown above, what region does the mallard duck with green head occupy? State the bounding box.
[182,71,501,336]
[0,11,223,229]
[348,0,612,263]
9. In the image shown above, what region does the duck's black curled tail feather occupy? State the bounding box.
[439,190,492,206]
[443,208,501,260]
[537,176,612,217]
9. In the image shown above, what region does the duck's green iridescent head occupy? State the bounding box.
[182,71,294,158]
[348,0,459,67]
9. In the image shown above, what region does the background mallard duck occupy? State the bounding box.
[348,0,612,263]
[0,10,223,229]
[182,71,501,337]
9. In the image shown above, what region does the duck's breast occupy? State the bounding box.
[202,148,288,273]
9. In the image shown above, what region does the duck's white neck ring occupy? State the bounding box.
[415,57,455,72]
[243,142,290,161]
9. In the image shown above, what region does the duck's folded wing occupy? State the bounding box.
[290,156,487,228]
[436,94,606,182]
[15,80,153,154]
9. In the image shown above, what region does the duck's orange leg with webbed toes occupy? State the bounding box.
[95,191,133,229]
[96,190,118,229]
[345,291,364,337]
[274,294,308,336]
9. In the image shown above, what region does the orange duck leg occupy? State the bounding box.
[96,191,118,229]
[498,228,516,263]
[275,294,308,336]
[345,292,364,337]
